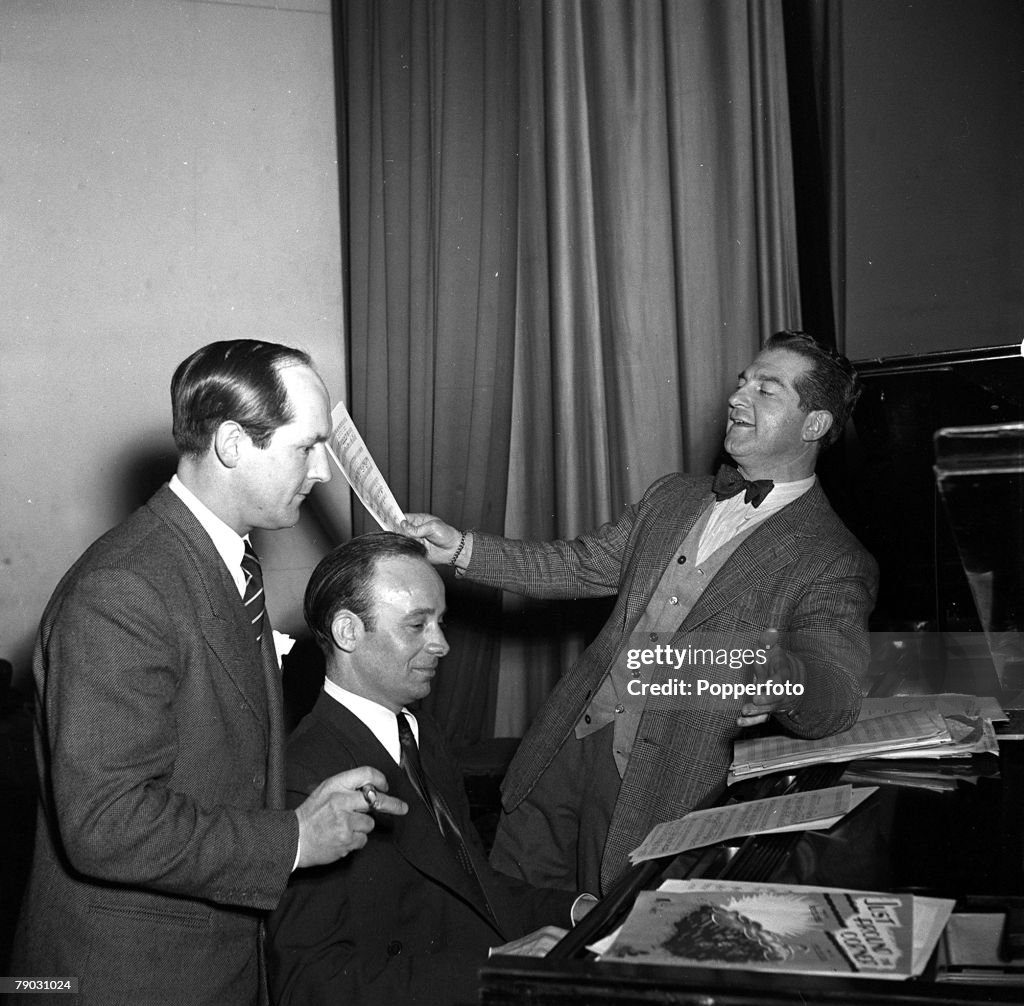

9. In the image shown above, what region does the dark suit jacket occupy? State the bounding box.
[266,692,575,1006]
[12,486,299,1005]
[466,473,879,890]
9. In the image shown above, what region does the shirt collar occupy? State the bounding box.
[711,472,816,516]
[169,474,248,593]
[322,677,418,764]
[754,472,816,512]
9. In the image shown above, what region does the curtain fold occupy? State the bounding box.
[497,0,801,734]
[339,0,520,746]
[782,0,846,350]
[336,0,802,741]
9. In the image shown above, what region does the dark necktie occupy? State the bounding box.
[396,712,478,883]
[240,540,266,648]
[712,464,774,508]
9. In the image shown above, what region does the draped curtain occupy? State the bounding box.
[335,0,803,745]
[338,0,520,745]
[782,0,846,350]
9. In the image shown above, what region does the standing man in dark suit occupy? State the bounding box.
[12,341,406,1005]
[267,533,581,1006]
[405,331,879,896]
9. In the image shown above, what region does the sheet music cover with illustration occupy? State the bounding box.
[601,884,916,979]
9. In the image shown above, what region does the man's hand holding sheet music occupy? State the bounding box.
[402,513,472,568]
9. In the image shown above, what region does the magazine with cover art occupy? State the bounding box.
[600,883,916,979]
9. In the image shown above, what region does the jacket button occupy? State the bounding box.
[386,940,403,957]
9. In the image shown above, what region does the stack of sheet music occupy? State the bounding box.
[728,693,1003,785]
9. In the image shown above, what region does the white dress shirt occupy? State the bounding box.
[696,474,816,564]
[169,474,250,596]
[321,677,420,764]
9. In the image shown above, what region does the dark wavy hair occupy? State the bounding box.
[765,330,861,449]
[171,340,313,455]
[305,533,430,653]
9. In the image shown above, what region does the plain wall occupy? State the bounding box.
[842,0,1024,359]
[0,0,348,689]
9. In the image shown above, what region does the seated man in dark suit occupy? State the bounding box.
[267,532,583,1006]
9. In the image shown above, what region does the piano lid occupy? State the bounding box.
[839,344,1024,633]
[831,344,1024,699]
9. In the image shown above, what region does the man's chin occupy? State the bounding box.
[255,509,303,532]
[401,684,434,707]
[722,435,746,458]
[409,672,435,699]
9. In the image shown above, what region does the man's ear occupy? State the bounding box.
[330,610,364,653]
[802,409,834,444]
[213,421,246,469]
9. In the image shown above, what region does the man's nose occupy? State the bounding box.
[308,443,332,483]
[426,627,449,657]
[728,386,748,409]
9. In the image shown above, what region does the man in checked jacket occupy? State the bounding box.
[405,331,878,896]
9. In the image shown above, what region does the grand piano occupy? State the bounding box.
[479,344,1024,1004]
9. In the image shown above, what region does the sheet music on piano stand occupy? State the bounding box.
[934,422,1024,704]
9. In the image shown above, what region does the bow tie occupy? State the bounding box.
[712,465,774,508]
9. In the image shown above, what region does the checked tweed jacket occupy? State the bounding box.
[465,473,878,892]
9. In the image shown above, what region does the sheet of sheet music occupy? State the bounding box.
[628,784,875,865]
[327,401,406,532]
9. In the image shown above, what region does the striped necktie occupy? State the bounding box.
[240,540,266,648]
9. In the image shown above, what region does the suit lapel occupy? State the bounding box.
[312,695,499,928]
[415,717,501,928]
[621,480,715,626]
[680,483,825,630]
[261,631,287,809]
[148,486,270,741]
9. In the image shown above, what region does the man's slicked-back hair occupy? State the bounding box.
[304,532,429,654]
[171,340,313,456]
[765,330,862,450]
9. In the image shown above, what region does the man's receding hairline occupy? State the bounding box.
[273,360,329,427]
[274,358,325,382]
